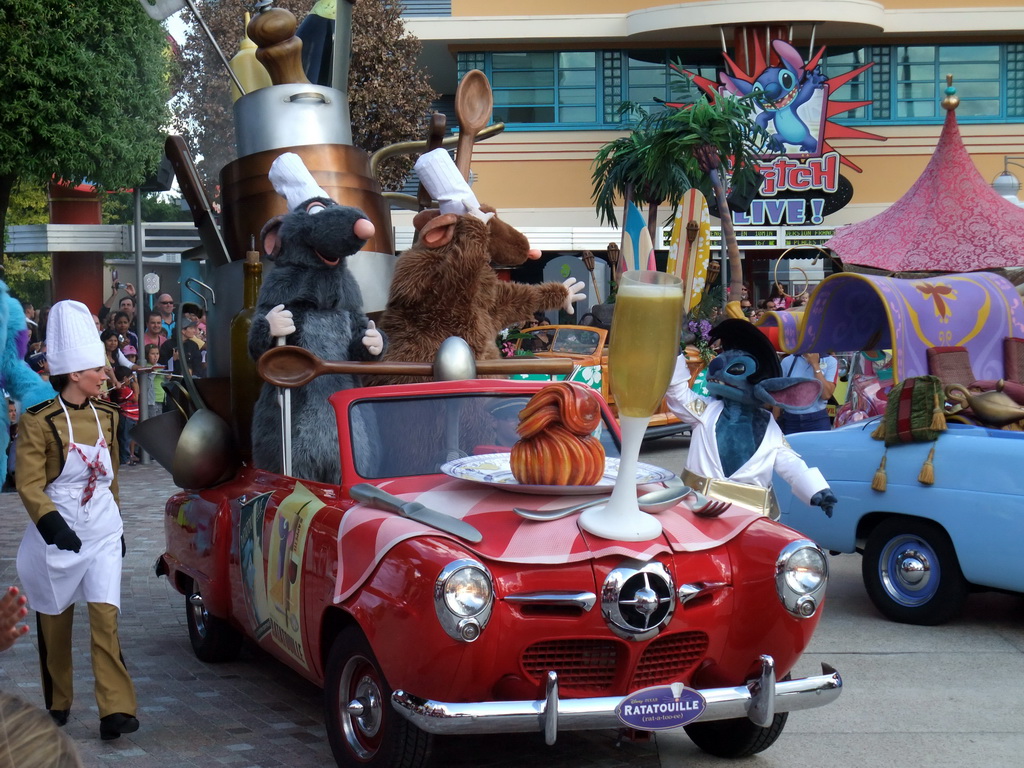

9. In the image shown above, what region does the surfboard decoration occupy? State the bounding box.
[666,189,712,311]
[621,201,655,273]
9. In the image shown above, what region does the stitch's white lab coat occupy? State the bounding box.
[664,356,829,505]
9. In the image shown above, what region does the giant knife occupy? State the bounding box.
[164,135,232,267]
[349,484,483,544]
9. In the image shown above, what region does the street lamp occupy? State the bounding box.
[992,156,1024,198]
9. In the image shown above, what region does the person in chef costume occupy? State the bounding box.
[15,300,139,741]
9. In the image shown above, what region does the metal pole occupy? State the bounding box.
[183,0,246,97]
[134,188,150,464]
[276,337,292,476]
[332,0,354,92]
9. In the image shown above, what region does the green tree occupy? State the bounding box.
[4,255,53,308]
[172,0,436,198]
[590,104,697,242]
[645,93,770,303]
[3,181,52,306]
[0,0,173,261]
[591,84,769,302]
[102,192,192,224]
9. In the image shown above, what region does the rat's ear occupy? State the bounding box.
[260,216,285,259]
[415,212,458,248]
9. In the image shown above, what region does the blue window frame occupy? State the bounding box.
[484,51,598,125]
[460,43,1023,129]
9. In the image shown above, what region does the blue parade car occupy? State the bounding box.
[773,419,1024,625]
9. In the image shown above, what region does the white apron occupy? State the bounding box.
[17,400,123,615]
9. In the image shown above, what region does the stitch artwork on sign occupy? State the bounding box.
[676,37,886,225]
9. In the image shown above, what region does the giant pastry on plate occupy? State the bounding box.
[510,382,606,485]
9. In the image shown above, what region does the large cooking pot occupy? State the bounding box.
[220,143,395,313]
[233,83,351,157]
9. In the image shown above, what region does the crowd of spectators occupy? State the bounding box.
[4,281,209,486]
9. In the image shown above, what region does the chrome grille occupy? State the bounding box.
[521,639,619,691]
[630,631,709,689]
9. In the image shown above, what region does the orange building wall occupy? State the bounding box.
[465,123,1020,218]
[453,0,1024,16]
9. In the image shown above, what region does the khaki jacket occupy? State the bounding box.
[15,397,121,525]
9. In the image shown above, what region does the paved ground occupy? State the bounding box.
[0,437,1022,767]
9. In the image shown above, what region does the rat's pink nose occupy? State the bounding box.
[354,218,375,240]
[527,248,542,260]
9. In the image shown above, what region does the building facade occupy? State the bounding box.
[399,0,1024,297]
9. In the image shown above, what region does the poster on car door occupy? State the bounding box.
[261,483,324,671]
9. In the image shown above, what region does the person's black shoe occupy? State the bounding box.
[49,709,69,727]
[99,713,139,740]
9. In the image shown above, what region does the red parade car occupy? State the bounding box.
[155,346,841,768]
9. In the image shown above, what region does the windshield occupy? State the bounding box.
[519,327,603,356]
[348,393,620,479]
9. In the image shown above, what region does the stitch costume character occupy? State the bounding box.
[248,153,384,483]
[665,319,837,517]
[0,281,56,455]
[375,148,585,386]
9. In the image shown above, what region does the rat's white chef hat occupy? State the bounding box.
[46,300,105,376]
[414,148,493,222]
[269,152,330,211]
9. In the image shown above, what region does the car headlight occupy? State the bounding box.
[775,541,828,618]
[434,559,493,642]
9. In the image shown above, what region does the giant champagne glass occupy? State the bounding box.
[579,271,684,540]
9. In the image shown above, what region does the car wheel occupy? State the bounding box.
[862,517,969,625]
[684,712,788,758]
[324,626,433,768]
[185,584,242,663]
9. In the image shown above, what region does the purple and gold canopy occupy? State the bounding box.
[825,108,1024,273]
[757,271,1024,382]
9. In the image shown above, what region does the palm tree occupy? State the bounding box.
[648,93,770,303]
[590,105,697,243]
[591,90,770,304]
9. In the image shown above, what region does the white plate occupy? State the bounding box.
[441,453,675,495]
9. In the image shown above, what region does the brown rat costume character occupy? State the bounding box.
[375,148,585,386]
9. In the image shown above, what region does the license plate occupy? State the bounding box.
[615,683,707,730]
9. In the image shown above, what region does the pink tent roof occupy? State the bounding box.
[825,108,1024,273]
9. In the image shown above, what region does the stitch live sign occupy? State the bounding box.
[682,36,885,227]
[734,153,853,227]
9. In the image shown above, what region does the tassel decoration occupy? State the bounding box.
[930,391,946,432]
[872,453,888,492]
[871,420,887,441]
[918,444,936,485]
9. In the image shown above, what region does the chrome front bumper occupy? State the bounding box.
[393,655,841,745]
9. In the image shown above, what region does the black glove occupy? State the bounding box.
[36,511,82,553]
[121,534,126,558]
[810,489,838,518]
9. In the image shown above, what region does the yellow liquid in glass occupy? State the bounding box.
[609,282,684,418]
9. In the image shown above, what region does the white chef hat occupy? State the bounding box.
[414,148,493,222]
[269,152,330,211]
[46,300,105,376]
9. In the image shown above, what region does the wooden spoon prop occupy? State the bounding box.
[258,345,576,388]
[454,69,493,181]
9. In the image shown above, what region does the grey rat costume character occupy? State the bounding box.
[248,153,384,484]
